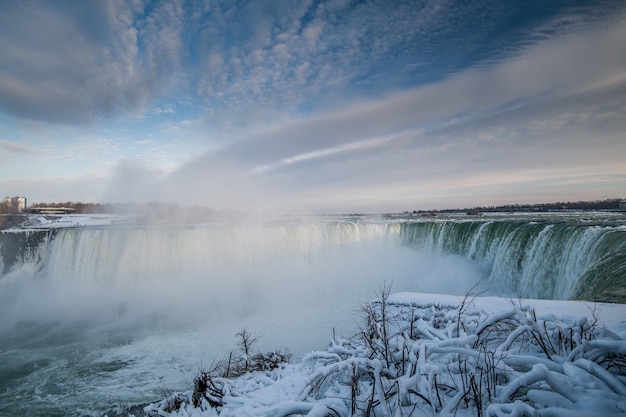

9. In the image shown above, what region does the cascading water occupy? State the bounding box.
[398,215,626,300]
[42,221,399,284]
[0,213,624,416]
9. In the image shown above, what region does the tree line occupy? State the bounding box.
[407,198,624,214]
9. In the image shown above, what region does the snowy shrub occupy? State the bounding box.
[145,292,626,417]
[192,369,226,408]
[222,328,292,377]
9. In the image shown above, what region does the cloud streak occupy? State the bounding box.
[0,139,45,155]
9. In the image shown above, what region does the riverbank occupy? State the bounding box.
[0,213,128,231]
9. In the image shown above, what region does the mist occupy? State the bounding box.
[0,217,489,415]
[0,222,486,356]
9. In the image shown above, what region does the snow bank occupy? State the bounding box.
[16,214,128,229]
[387,292,626,338]
[143,293,626,417]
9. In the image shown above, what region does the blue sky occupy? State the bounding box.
[1,0,625,213]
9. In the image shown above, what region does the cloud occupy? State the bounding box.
[189,0,626,130]
[0,139,48,165]
[152,13,626,212]
[3,1,625,212]
[0,0,185,124]
[0,174,108,204]
[186,12,626,172]
[1,0,623,130]
[0,139,45,154]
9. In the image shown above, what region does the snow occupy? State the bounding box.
[143,292,626,417]
[387,292,626,337]
[14,214,128,229]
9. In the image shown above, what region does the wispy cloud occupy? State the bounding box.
[1,0,623,129]
[149,12,626,211]
[245,132,403,176]
[0,139,45,154]
[184,12,626,174]
[0,0,185,123]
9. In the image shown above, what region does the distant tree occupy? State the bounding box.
[0,201,12,214]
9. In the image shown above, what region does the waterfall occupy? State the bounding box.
[398,220,626,300]
[39,221,399,283]
[2,216,625,311]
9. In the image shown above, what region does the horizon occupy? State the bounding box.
[4,196,624,216]
[1,1,625,213]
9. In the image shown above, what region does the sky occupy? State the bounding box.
[0,0,625,214]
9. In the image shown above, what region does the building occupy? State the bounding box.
[619,200,626,211]
[29,206,76,215]
[2,196,27,213]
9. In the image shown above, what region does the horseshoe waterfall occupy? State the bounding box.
[0,212,625,416]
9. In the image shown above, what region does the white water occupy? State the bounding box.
[398,213,626,300]
[0,219,486,416]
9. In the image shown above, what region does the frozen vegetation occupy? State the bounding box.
[144,288,626,417]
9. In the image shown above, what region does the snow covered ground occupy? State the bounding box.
[143,292,626,417]
[14,214,129,229]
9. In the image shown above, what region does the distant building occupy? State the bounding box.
[29,206,76,215]
[619,200,626,211]
[3,196,27,213]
